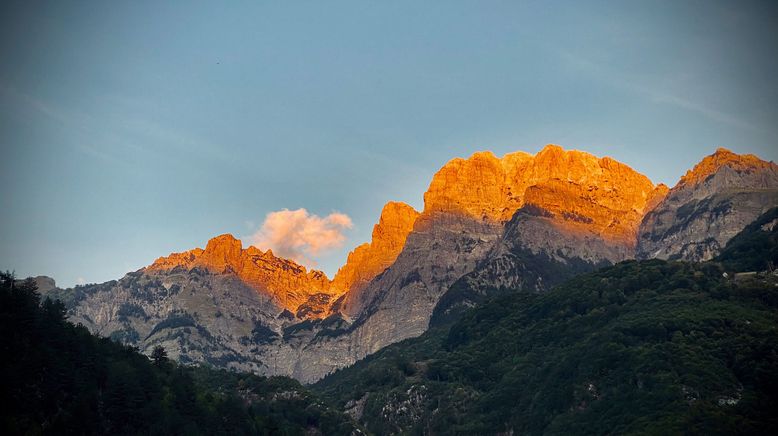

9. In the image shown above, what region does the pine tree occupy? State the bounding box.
[151,345,167,366]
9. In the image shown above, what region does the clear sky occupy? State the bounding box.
[1,1,777,287]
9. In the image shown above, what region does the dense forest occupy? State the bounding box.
[0,272,357,435]
[314,216,778,434]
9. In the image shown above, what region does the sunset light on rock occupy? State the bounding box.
[2,1,777,434]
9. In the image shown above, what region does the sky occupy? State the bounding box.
[1,1,777,287]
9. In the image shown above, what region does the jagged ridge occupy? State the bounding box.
[52,144,778,383]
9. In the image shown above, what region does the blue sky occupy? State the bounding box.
[1,1,777,287]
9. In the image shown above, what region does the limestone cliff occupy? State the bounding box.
[637,148,778,261]
[423,145,660,244]
[148,234,331,313]
[331,202,420,295]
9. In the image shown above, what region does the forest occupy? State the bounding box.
[0,272,357,435]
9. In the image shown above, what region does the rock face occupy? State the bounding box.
[637,148,778,261]
[319,145,662,364]
[422,146,662,241]
[60,269,278,373]
[50,144,778,383]
[31,276,57,294]
[148,234,333,313]
[331,202,420,296]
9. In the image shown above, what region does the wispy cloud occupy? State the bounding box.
[0,82,95,131]
[645,92,755,131]
[250,208,353,268]
[0,82,229,167]
[557,50,759,132]
[0,82,132,166]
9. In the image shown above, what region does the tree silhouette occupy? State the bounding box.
[151,345,167,365]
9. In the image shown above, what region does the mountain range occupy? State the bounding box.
[42,145,778,383]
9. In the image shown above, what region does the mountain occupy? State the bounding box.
[331,201,420,303]
[313,235,778,434]
[431,147,778,327]
[715,206,778,272]
[0,272,357,435]
[46,145,778,383]
[637,148,778,261]
[149,234,334,316]
[331,145,663,362]
[14,206,778,434]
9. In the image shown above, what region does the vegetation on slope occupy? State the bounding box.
[315,258,778,434]
[0,272,357,435]
[715,206,778,272]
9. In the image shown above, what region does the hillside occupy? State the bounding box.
[715,207,778,272]
[0,272,357,435]
[313,229,778,434]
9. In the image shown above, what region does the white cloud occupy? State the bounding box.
[250,208,353,268]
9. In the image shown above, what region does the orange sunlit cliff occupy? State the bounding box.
[148,234,331,310]
[331,201,420,293]
[146,145,776,317]
[677,147,777,188]
[423,144,667,244]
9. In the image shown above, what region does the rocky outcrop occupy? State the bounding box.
[637,148,778,261]
[31,276,58,294]
[331,202,420,295]
[61,267,283,373]
[149,234,332,313]
[423,145,660,242]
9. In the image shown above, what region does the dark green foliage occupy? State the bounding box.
[315,260,778,435]
[715,207,778,272]
[117,302,148,321]
[0,272,356,435]
[399,270,422,289]
[44,280,117,308]
[249,320,280,345]
[561,210,593,224]
[295,293,332,319]
[109,327,140,343]
[145,313,197,340]
[282,319,315,341]
[314,314,350,339]
[521,203,555,218]
[151,345,168,365]
[430,245,605,328]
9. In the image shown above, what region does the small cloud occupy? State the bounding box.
[76,277,86,285]
[250,208,353,268]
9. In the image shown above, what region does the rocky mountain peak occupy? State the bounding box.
[332,201,420,293]
[422,145,659,242]
[423,150,509,220]
[200,234,243,271]
[147,234,333,313]
[677,147,778,189]
[637,148,778,261]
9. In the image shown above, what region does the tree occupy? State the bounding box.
[151,345,168,366]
